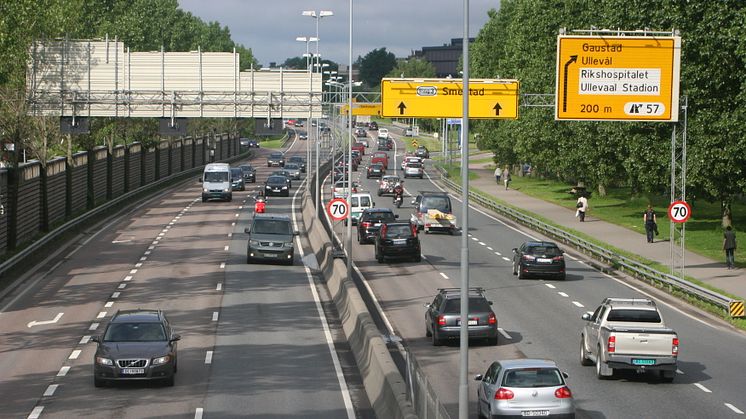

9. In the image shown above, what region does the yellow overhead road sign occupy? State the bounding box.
[555,35,681,121]
[381,78,519,119]
[339,103,382,116]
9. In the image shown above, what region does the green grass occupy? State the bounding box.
[506,176,743,268]
[441,164,479,181]
[259,133,289,149]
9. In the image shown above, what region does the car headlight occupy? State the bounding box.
[265,186,271,189]
[96,356,113,366]
[284,242,293,248]
[152,355,171,365]
[282,186,288,189]
[249,240,259,246]
[203,188,209,193]
[223,188,230,192]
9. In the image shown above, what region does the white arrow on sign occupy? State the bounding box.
[27,312,64,328]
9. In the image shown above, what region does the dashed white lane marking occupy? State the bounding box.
[558,292,569,298]
[161,229,168,233]
[194,408,204,419]
[694,383,712,393]
[135,263,143,268]
[545,284,556,289]
[677,369,684,374]
[501,257,511,262]
[224,245,229,251]
[725,404,744,415]
[43,384,59,397]
[487,246,493,251]
[89,323,99,331]
[440,272,449,279]
[152,240,159,245]
[572,301,585,308]
[235,213,240,217]
[494,251,501,256]
[148,246,155,250]
[216,283,223,291]
[478,241,486,246]
[219,262,226,269]
[212,312,219,322]
[111,292,120,299]
[97,311,107,319]
[68,350,81,360]
[227,233,232,238]
[238,206,243,209]
[57,366,70,377]
[28,406,44,418]
[204,351,213,364]
[471,237,479,241]
[169,222,175,225]
[129,269,137,274]
[139,257,147,261]
[105,301,113,308]
[498,328,512,340]
[79,335,91,344]
[158,232,165,237]
[118,283,127,289]
[231,222,236,227]
[124,275,132,281]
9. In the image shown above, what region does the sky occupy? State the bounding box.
[177,0,499,67]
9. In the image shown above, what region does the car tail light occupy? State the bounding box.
[522,255,536,261]
[494,388,514,400]
[672,338,679,356]
[554,386,572,399]
[488,312,497,325]
[552,255,564,261]
[362,221,372,229]
[607,335,616,353]
[437,315,446,326]
[380,224,387,237]
[411,224,418,236]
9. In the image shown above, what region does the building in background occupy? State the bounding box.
[412,38,475,78]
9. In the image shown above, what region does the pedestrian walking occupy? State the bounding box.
[724,226,737,269]
[494,166,501,183]
[576,194,589,222]
[502,167,511,190]
[643,205,657,243]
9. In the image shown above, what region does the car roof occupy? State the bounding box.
[253,214,291,221]
[382,175,399,180]
[524,241,559,247]
[497,359,559,369]
[266,175,286,181]
[363,208,394,214]
[437,287,486,298]
[111,309,163,323]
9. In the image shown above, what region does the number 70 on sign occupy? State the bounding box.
[668,200,691,223]
[327,198,349,221]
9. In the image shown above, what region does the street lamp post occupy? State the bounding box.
[296,36,318,197]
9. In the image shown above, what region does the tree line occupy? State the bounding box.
[470,0,746,225]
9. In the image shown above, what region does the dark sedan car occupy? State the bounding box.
[512,241,566,280]
[92,309,180,387]
[374,222,421,263]
[267,152,285,167]
[271,170,293,188]
[230,167,245,191]
[425,288,498,346]
[264,175,290,196]
[366,163,385,179]
[248,139,259,148]
[357,208,398,244]
[369,121,378,130]
[240,164,256,183]
[287,156,306,172]
[415,146,430,159]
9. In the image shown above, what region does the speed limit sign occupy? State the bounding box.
[327,198,349,221]
[668,200,691,223]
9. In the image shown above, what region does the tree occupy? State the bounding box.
[386,58,437,79]
[358,47,396,88]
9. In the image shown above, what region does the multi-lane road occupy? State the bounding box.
[324,128,746,418]
[0,134,370,418]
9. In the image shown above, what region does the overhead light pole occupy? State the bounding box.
[459,1,470,418]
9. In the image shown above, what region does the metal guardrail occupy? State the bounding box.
[438,174,735,313]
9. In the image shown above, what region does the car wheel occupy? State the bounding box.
[517,265,526,280]
[425,324,432,337]
[414,254,422,262]
[163,374,175,387]
[512,261,518,275]
[227,196,232,202]
[487,336,498,346]
[246,255,252,264]
[173,357,178,373]
[559,273,567,281]
[377,191,382,196]
[659,370,675,383]
[580,336,593,366]
[432,331,442,346]
[202,197,207,203]
[595,346,613,379]
[449,228,455,236]
[94,376,105,388]
[377,253,384,263]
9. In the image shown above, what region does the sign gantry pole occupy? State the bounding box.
[458,2,470,418]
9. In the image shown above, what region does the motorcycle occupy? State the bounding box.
[394,194,403,208]
[254,195,267,213]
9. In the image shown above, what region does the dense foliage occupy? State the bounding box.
[357,47,396,89]
[470,0,746,222]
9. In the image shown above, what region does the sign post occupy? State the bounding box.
[326,198,349,221]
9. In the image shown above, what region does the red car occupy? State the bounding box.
[352,142,366,156]
[371,152,389,169]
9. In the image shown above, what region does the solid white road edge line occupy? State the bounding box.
[291,177,356,419]
[194,408,204,419]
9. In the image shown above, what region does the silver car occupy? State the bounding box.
[403,162,424,178]
[475,359,575,419]
[284,163,302,180]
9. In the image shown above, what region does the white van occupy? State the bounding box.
[348,193,374,226]
[377,128,389,140]
[201,163,232,202]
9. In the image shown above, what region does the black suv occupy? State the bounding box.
[424,288,498,346]
[512,241,566,280]
[92,309,180,387]
[245,214,297,265]
[267,152,285,167]
[265,175,290,196]
[357,208,398,244]
[377,138,391,151]
[240,164,256,183]
[375,222,421,263]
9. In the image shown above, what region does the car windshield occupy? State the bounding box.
[204,171,229,182]
[384,224,413,238]
[352,196,371,207]
[285,164,299,170]
[104,322,167,342]
[240,165,253,172]
[374,153,386,158]
[607,309,662,323]
[526,245,562,256]
[382,177,399,184]
[366,212,395,223]
[443,297,491,313]
[502,368,564,388]
[267,176,286,185]
[421,196,451,213]
[370,164,383,169]
[230,168,242,179]
[270,153,283,159]
[252,219,293,235]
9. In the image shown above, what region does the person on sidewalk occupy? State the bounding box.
[643,205,657,243]
[576,194,589,222]
[502,167,511,190]
[724,226,737,269]
[494,166,501,183]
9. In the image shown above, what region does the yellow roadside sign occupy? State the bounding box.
[412,139,418,148]
[339,103,382,116]
[380,78,519,119]
[555,35,681,121]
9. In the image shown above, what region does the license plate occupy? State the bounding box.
[393,239,406,245]
[263,253,278,258]
[374,223,382,227]
[632,359,656,365]
[537,258,552,263]
[121,368,145,375]
[521,411,549,417]
[457,320,479,326]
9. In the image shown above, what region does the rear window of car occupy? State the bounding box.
[374,153,387,158]
[366,212,395,223]
[267,176,286,185]
[502,368,564,388]
[406,163,422,168]
[525,245,562,256]
[421,196,451,213]
[606,309,662,323]
[384,224,413,238]
[252,219,293,235]
[285,164,299,170]
[104,322,167,342]
[352,196,371,207]
[443,297,491,313]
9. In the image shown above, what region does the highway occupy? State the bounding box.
[0,134,369,418]
[324,127,746,418]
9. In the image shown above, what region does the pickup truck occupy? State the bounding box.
[580,297,678,382]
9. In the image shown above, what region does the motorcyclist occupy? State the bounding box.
[393,181,404,203]
[254,191,267,213]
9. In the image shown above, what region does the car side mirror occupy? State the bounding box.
[244,227,251,234]
[394,214,400,219]
[474,374,484,381]
[512,248,518,253]
[581,313,591,321]
[488,301,493,305]
[170,334,181,342]
[562,371,569,379]
[423,303,431,308]
[91,335,100,343]
[373,202,376,206]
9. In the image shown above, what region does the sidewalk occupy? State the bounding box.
[465,160,746,301]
